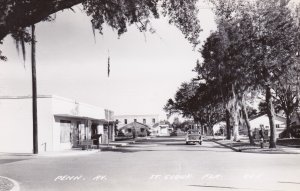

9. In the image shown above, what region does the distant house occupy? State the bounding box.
[248,114,286,138]
[118,122,149,137]
[213,121,226,135]
[151,122,172,136]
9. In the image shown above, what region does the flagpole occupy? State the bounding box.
[107,49,110,147]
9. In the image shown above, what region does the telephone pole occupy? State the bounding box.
[31,24,38,154]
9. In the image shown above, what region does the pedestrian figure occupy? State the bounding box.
[133,128,136,139]
[259,128,264,148]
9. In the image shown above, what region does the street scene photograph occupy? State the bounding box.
[1,0,300,191]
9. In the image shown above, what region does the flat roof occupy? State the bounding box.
[115,114,159,118]
[0,95,113,112]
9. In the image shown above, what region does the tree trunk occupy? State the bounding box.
[241,99,255,145]
[199,121,204,135]
[225,108,231,140]
[286,112,291,138]
[266,85,276,148]
[232,107,239,141]
[232,85,239,141]
[31,24,38,154]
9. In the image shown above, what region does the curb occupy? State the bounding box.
[37,150,99,157]
[211,140,300,154]
[241,149,300,154]
[0,176,20,191]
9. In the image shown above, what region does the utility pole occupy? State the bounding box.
[31,24,38,154]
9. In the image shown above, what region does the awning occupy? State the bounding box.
[54,114,107,123]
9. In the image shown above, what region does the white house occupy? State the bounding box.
[249,114,286,138]
[213,121,226,135]
[151,123,172,136]
[0,95,114,153]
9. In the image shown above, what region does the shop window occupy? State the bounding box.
[60,120,71,143]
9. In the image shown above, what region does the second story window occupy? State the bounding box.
[134,119,137,122]
[152,118,156,124]
[143,119,146,124]
[124,119,127,124]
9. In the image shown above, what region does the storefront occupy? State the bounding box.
[0,95,115,153]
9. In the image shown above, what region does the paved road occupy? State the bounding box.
[1,137,300,191]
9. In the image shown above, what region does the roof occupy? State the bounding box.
[115,114,159,118]
[0,95,113,112]
[249,113,286,121]
[118,122,150,130]
[0,95,114,121]
[54,114,109,123]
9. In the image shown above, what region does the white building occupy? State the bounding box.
[213,121,226,135]
[0,95,114,153]
[115,114,159,129]
[249,114,286,138]
[151,124,172,136]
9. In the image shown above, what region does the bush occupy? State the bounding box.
[279,125,300,138]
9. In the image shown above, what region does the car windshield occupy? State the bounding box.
[188,130,199,134]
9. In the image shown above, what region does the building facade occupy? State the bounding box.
[151,124,172,136]
[115,114,159,129]
[0,95,114,153]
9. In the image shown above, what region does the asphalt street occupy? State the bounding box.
[1,137,300,191]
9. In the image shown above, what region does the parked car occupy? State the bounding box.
[185,130,202,145]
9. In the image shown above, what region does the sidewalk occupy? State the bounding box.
[0,149,99,159]
[0,139,139,158]
[210,137,300,154]
[0,176,20,191]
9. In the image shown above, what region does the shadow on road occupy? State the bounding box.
[102,137,235,153]
[101,148,232,153]
[0,159,29,165]
[187,184,277,191]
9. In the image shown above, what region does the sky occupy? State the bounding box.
[0,1,217,121]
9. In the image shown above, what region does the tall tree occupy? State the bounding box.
[0,0,202,61]
[247,0,298,148]
[208,0,299,146]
